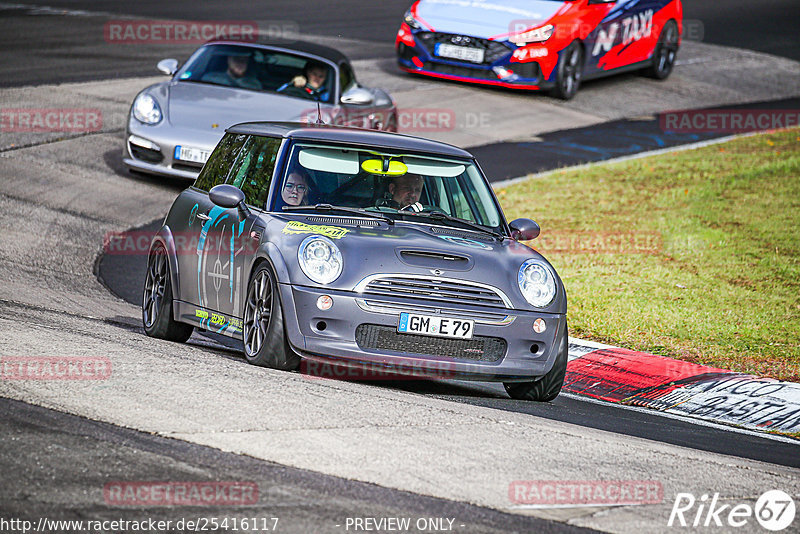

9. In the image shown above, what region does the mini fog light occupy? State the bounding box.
[533,318,546,333]
[317,295,333,311]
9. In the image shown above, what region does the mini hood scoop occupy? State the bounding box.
[398,249,472,271]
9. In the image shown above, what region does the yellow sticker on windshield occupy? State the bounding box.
[282,220,349,240]
[361,159,408,176]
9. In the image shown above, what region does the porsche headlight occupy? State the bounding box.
[132,93,163,125]
[518,259,557,308]
[298,235,343,285]
[511,24,554,45]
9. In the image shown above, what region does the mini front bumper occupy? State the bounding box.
[279,282,567,381]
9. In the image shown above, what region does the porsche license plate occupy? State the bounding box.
[397,312,474,339]
[174,145,210,164]
[435,43,485,63]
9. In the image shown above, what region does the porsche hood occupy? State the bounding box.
[166,82,318,130]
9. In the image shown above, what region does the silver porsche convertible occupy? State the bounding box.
[123,39,397,179]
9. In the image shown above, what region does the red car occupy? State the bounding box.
[396,0,682,99]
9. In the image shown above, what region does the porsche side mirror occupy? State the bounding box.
[210,184,250,220]
[157,58,179,76]
[341,87,374,106]
[509,218,540,241]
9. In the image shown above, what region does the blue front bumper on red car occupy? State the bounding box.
[396,29,551,90]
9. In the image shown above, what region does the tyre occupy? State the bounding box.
[242,263,300,370]
[645,20,679,80]
[504,321,568,402]
[550,42,583,100]
[142,244,193,342]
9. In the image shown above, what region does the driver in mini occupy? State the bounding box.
[388,174,424,210]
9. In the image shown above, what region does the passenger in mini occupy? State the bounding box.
[277,60,330,102]
[282,170,310,206]
[389,174,424,209]
[201,52,262,90]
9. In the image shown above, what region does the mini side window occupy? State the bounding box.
[228,136,282,208]
[194,134,248,191]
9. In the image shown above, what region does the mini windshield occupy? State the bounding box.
[273,143,503,231]
[176,44,335,103]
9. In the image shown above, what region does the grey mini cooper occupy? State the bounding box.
[143,122,568,401]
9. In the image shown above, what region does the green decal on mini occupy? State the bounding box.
[282,220,349,240]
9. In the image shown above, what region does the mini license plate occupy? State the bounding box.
[174,145,211,164]
[397,312,474,339]
[435,43,485,63]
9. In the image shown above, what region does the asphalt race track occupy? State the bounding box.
[1,1,799,533]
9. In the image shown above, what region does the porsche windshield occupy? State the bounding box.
[175,44,335,103]
[273,143,503,231]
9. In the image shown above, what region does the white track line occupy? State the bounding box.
[562,392,799,445]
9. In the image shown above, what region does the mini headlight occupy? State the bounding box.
[511,24,554,45]
[298,235,343,285]
[518,259,557,308]
[132,93,163,125]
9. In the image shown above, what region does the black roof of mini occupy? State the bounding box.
[226,122,475,159]
[204,38,348,64]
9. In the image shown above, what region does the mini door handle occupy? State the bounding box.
[196,212,211,221]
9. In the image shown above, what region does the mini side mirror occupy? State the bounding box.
[157,58,179,76]
[509,218,540,241]
[209,184,251,220]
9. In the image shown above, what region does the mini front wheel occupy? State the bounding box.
[504,321,568,402]
[242,263,300,370]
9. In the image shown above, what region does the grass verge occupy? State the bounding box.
[498,128,800,382]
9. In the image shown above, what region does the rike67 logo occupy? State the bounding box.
[668,490,796,531]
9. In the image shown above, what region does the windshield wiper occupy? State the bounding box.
[282,204,394,225]
[398,210,504,240]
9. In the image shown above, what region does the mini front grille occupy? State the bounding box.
[355,324,506,362]
[305,216,380,227]
[357,275,509,309]
[417,32,512,65]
